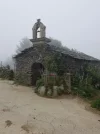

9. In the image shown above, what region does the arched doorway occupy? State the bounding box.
[31,63,44,86]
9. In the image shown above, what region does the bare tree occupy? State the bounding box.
[16,37,32,54]
[49,37,62,48]
[16,37,62,54]
[3,37,32,69]
[3,56,14,70]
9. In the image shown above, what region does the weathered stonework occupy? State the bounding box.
[32,19,46,40]
[14,19,100,86]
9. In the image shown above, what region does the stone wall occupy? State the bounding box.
[15,43,50,85]
[14,43,100,85]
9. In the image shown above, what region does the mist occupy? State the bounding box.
[0,0,100,62]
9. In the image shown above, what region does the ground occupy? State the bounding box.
[0,80,100,134]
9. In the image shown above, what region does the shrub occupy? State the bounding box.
[79,85,96,99]
[57,87,63,95]
[56,76,63,86]
[91,99,100,110]
[14,73,30,85]
[71,67,100,99]
[44,53,66,76]
[72,75,97,99]
[0,66,14,80]
[36,78,44,89]
[47,77,54,88]
[8,70,14,80]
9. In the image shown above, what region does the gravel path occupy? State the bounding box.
[0,80,100,134]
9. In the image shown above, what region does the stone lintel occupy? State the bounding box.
[30,37,51,44]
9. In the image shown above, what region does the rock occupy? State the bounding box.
[57,85,64,95]
[38,86,46,96]
[53,86,58,90]
[47,89,52,97]
[53,86,58,97]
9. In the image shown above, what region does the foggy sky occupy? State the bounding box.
[0,0,100,62]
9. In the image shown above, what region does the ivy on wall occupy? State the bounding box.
[43,52,66,76]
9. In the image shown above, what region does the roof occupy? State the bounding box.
[14,43,100,62]
[13,47,33,58]
[49,45,99,61]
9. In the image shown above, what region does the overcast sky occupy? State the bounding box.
[0,0,100,62]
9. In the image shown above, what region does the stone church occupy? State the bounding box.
[14,19,100,86]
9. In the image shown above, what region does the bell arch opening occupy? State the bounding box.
[37,27,41,38]
[31,62,44,86]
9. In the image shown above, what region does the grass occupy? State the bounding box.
[91,99,100,111]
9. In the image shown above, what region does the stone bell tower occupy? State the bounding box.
[30,19,51,45]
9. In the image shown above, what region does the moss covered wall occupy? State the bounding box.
[14,43,100,85]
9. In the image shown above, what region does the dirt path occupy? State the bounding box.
[0,80,100,134]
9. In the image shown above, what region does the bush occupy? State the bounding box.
[79,85,96,99]
[91,99,100,110]
[8,70,14,80]
[71,69,99,99]
[0,66,14,80]
[14,73,30,85]
[36,78,44,89]
[72,76,96,99]
[56,76,63,86]
[57,87,63,95]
